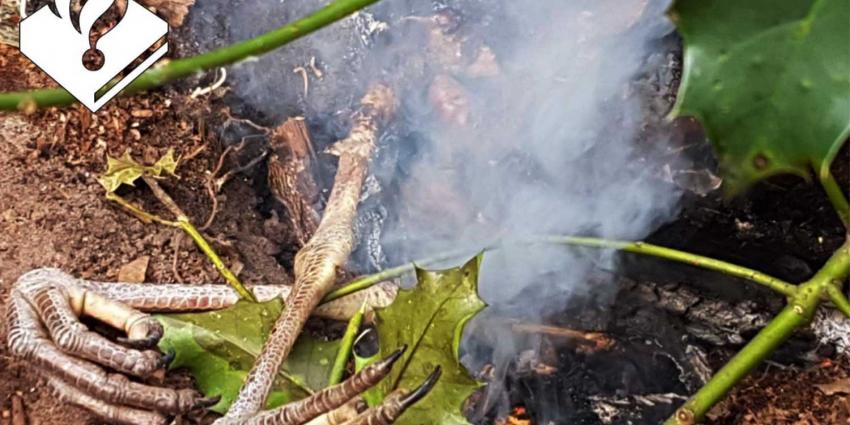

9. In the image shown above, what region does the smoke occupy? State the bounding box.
[187,0,684,418]
[186,0,684,324]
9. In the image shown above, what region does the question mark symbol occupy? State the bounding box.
[77,0,126,71]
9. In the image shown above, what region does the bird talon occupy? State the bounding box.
[117,335,160,350]
[160,349,176,369]
[193,395,222,410]
[401,366,442,408]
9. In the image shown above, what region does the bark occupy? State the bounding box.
[268,117,322,246]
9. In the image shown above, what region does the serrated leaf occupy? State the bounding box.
[150,148,180,177]
[670,0,850,191]
[98,151,145,193]
[358,255,487,425]
[98,149,180,193]
[156,299,339,413]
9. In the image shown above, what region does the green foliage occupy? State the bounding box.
[156,299,339,413]
[670,0,849,191]
[358,255,487,425]
[97,149,179,193]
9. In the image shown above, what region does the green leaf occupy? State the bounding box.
[358,255,487,425]
[670,0,850,191]
[98,149,180,193]
[156,299,339,413]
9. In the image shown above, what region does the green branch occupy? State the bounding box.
[827,284,850,319]
[666,238,850,424]
[324,235,797,304]
[537,236,797,297]
[0,0,380,110]
[318,234,843,424]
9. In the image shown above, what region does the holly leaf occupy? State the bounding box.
[670,0,850,191]
[358,255,487,425]
[150,149,180,177]
[156,299,339,413]
[98,149,180,193]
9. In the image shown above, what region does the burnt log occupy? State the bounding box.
[268,117,321,246]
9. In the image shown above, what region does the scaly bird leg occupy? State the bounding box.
[216,85,397,423]
[6,268,396,425]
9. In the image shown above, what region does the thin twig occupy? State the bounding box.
[142,176,186,219]
[202,179,220,231]
[172,232,185,282]
[511,322,615,351]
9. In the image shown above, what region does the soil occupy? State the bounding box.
[1,32,850,425]
[0,44,293,425]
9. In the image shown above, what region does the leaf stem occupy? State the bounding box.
[109,177,256,302]
[666,238,850,424]
[329,302,366,386]
[105,192,175,226]
[177,218,257,303]
[0,0,380,110]
[324,236,797,303]
[323,248,477,302]
[819,168,850,228]
[537,236,797,297]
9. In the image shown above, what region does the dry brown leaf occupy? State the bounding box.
[118,256,150,283]
[816,378,850,396]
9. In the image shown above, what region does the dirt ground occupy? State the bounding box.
[0,44,294,425]
[1,41,850,425]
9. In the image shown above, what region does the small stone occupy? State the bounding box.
[118,256,150,283]
[131,109,154,118]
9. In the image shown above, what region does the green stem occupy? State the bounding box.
[177,218,257,303]
[329,302,366,386]
[819,169,850,228]
[827,284,850,319]
[666,238,850,424]
[0,0,380,110]
[106,192,176,226]
[324,236,797,303]
[538,236,797,297]
[322,248,477,303]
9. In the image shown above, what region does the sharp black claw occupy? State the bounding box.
[374,345,408,372]
[193,395,221,410]
[117,335,159,350]
[400,366,441,408]
[160,349,176,368]
[386,345,407,364]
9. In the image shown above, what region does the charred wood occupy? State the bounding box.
[268,117,322,246]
